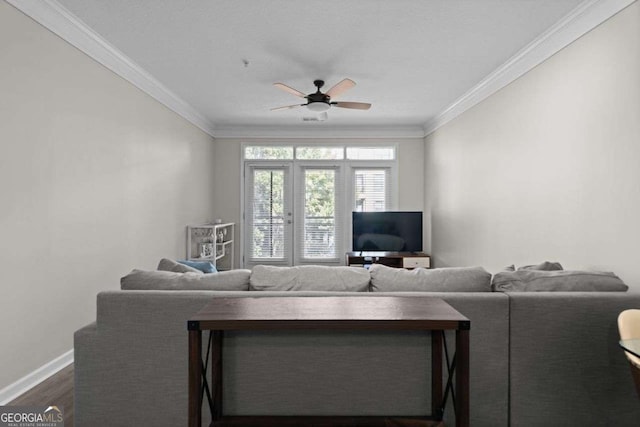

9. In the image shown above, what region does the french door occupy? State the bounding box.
[293,165,341,265]
[244,164,293,268]
[244,163,342,267]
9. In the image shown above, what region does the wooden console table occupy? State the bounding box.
[188,296,470,427]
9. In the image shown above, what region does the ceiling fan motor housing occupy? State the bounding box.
[307,80,331,111]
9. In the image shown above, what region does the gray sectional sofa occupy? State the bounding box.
[74,263,640,426]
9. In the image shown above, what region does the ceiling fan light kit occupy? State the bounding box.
[307,101,331,112]
[272,78,371,117]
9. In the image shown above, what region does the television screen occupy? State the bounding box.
[352,211,423,252]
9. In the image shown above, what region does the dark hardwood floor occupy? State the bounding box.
[8,364,74,427]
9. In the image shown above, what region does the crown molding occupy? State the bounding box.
[7,0,216,137]
[423,0,637,136]
[213,125,426,139]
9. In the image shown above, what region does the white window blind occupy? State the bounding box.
[354,168,391,212]
[248,168,290,260]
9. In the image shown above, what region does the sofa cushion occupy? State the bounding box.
[491,270,628,292]
[517,261,563,271]
[121,269,251,291]
[157,258,202,274]
[369,264,492,292]
[250,265,370,292]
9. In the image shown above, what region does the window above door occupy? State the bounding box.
[244,145,396,161]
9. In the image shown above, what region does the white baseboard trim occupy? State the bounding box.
[0,350,74,405]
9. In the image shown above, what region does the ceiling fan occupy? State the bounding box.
[271,78,371,113]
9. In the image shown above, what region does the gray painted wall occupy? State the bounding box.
[0,2,215,390]
[424,2,640,289]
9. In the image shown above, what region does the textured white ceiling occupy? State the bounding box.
[56,0,584,130]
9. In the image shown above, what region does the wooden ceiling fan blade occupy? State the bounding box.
[333,101,371,110]
[273,83,307,98]
[326,78,356,98]
[271,104,304,111]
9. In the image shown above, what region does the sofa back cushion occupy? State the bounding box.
[517,261,563,271]
[491,270,628,292]
[121,269,251,291]
[250,265,370,292]
[369,264,492,292]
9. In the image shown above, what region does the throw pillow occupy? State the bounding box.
[491,270,628,292]
[121,269,251,291]
[157,258,202,274]
[178,260,217,274]
[369,264,492,292]
[517,261,563,271]
[249,265,370,292]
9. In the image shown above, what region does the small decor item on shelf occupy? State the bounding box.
[187,222,234,270]
[199,242,214,258]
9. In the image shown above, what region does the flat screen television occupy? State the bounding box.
[352,211,423,253]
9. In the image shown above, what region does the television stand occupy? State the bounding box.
[346,251,431,269]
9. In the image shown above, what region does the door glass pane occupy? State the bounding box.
[304,170,336,258]
[354,169,388,211]
[251,170,285,258]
